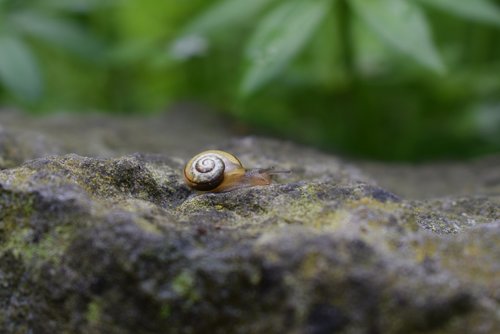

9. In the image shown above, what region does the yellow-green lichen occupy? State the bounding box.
[1,225,75,265]
[0,191,35,242]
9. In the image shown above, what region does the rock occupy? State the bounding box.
[0,126,62,169]
[0,108,499,333]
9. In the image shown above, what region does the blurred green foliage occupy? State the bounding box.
[0,0,499,161]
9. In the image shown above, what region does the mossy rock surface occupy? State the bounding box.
[0,108,499,333]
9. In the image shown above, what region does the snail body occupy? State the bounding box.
[183,150,273,192]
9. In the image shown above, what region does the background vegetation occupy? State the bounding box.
[0,0,499,161]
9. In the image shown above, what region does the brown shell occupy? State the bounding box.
[183,150,245,191]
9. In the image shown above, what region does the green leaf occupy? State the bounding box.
[0,35,42,101]
[9,11,104,60]
[170,0,276,60]
[240,0,332,96]
[43,0,114,13]
[418,0,500,27]
[350,0,444,73]
[182,0,276,36]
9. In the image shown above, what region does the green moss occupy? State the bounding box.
[172,271,200,304]
[159,304,171,319]
[86,300,102,325]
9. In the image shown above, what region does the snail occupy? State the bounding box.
[183,150,287,192]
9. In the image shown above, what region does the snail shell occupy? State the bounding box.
[183,150,272,192]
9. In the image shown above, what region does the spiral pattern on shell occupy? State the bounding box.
[187,153,225,190]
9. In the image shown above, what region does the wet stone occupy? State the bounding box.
[0,110,499,333]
